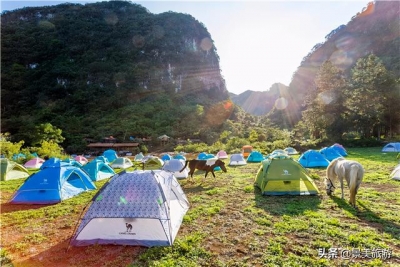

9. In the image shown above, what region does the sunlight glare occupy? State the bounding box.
[275,97,288,110]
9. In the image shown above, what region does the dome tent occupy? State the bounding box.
[247,151,265,163]
[216,150,228,159]
[162,159,188,179]
[319,147,343,161]
[24,157,45,169]
[70,170,189,247]
[10,164,95,204]
[103,149,118,163]
[229,154,247,166]
[1,158,30,181]
[255,155,319,196]
[382,142,400,153]
[82,159,116,181]
[298,150,330,168]
[110,157,133,169]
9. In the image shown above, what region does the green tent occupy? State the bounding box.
[1,158,30,181]
[255,156,319,196]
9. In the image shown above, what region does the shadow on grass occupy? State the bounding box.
[331,196,400,240]
[253,186,322,216]
[0,202,55,214]
[11,238,146,267]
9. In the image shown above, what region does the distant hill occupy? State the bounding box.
[1,1,231,151]
[283,0,400,127]
[231,1,399,122]
[230,83,289,116]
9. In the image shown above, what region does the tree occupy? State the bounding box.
[345,54,392,138]
[0,133,24,159]
[301,60,347,140]
[32,123,65,146]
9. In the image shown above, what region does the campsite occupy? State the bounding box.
[1,147,399,266]
[1,0,400,266]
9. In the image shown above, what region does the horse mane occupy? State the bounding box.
[326,157,341,183]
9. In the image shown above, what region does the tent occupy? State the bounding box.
[62,158,83,168]
[111,157,133,169]
[390,164,400,180]
[161,154,173,161]
[75,156,89,165]
[241,145,253,158]
[319,147,343,161]
[40,158,62,169]
[330,144,347,156]
[173,154,186,161]
[197,152,208,160]
[82,159,116,181]
[24,157,45,169]
[70,170,189,247]
[255,156,319,196]
[94,156,110,164]
[9,164,96,204]
[298,150,330,168]
[1,159,30,181]
[12,153,26,161]
[216,150,228,159]
[143,157,164,170]
[134,152,144,162]
[247,151,265,163]
[382,142,400,152]
[284,147,299,155]
[229,154,247,166]
[103,149,118,163]
[162,159,188,179]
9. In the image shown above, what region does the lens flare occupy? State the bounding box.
[132,35,145,48]
[104,12,118,25]
[275,97,288,110]
[200,37,213,51]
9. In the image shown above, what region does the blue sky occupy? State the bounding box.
[1,0,371,94]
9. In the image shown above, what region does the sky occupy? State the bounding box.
[1,0,371,95]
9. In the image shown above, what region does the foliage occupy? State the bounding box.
[31,123,65,146]
[1,1,229,150]
[35,140,65,159]
[0,133,24,159]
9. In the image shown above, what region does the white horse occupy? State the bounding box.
[325,157,364,208]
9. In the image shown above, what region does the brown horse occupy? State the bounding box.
[180,159,227,182]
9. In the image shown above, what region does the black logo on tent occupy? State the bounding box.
[126,223,133,232]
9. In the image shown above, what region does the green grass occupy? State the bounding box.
[1,147,399,266]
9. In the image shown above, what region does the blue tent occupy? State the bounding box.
[247,151,265,163]
[197,152,208,160]
[103,149,118,163]
[94,156,110,164]
[298,150,330,168]
[82,159,116,181]
[40,158,62,169]
[10,165,96,204]
[173,154,186,161]
[330,144,348,156]
[62,158,83,168]
[161,154,172,161]
[319,147,343,161]
[381,142,400,153]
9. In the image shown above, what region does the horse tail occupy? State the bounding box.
[180,160,189,172]
[349,164,361,206]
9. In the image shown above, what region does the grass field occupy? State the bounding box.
[1,147,399,266]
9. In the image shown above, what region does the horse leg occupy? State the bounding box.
[189,168,195,183]
[203,171,209,182]
[339,176,345,200]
